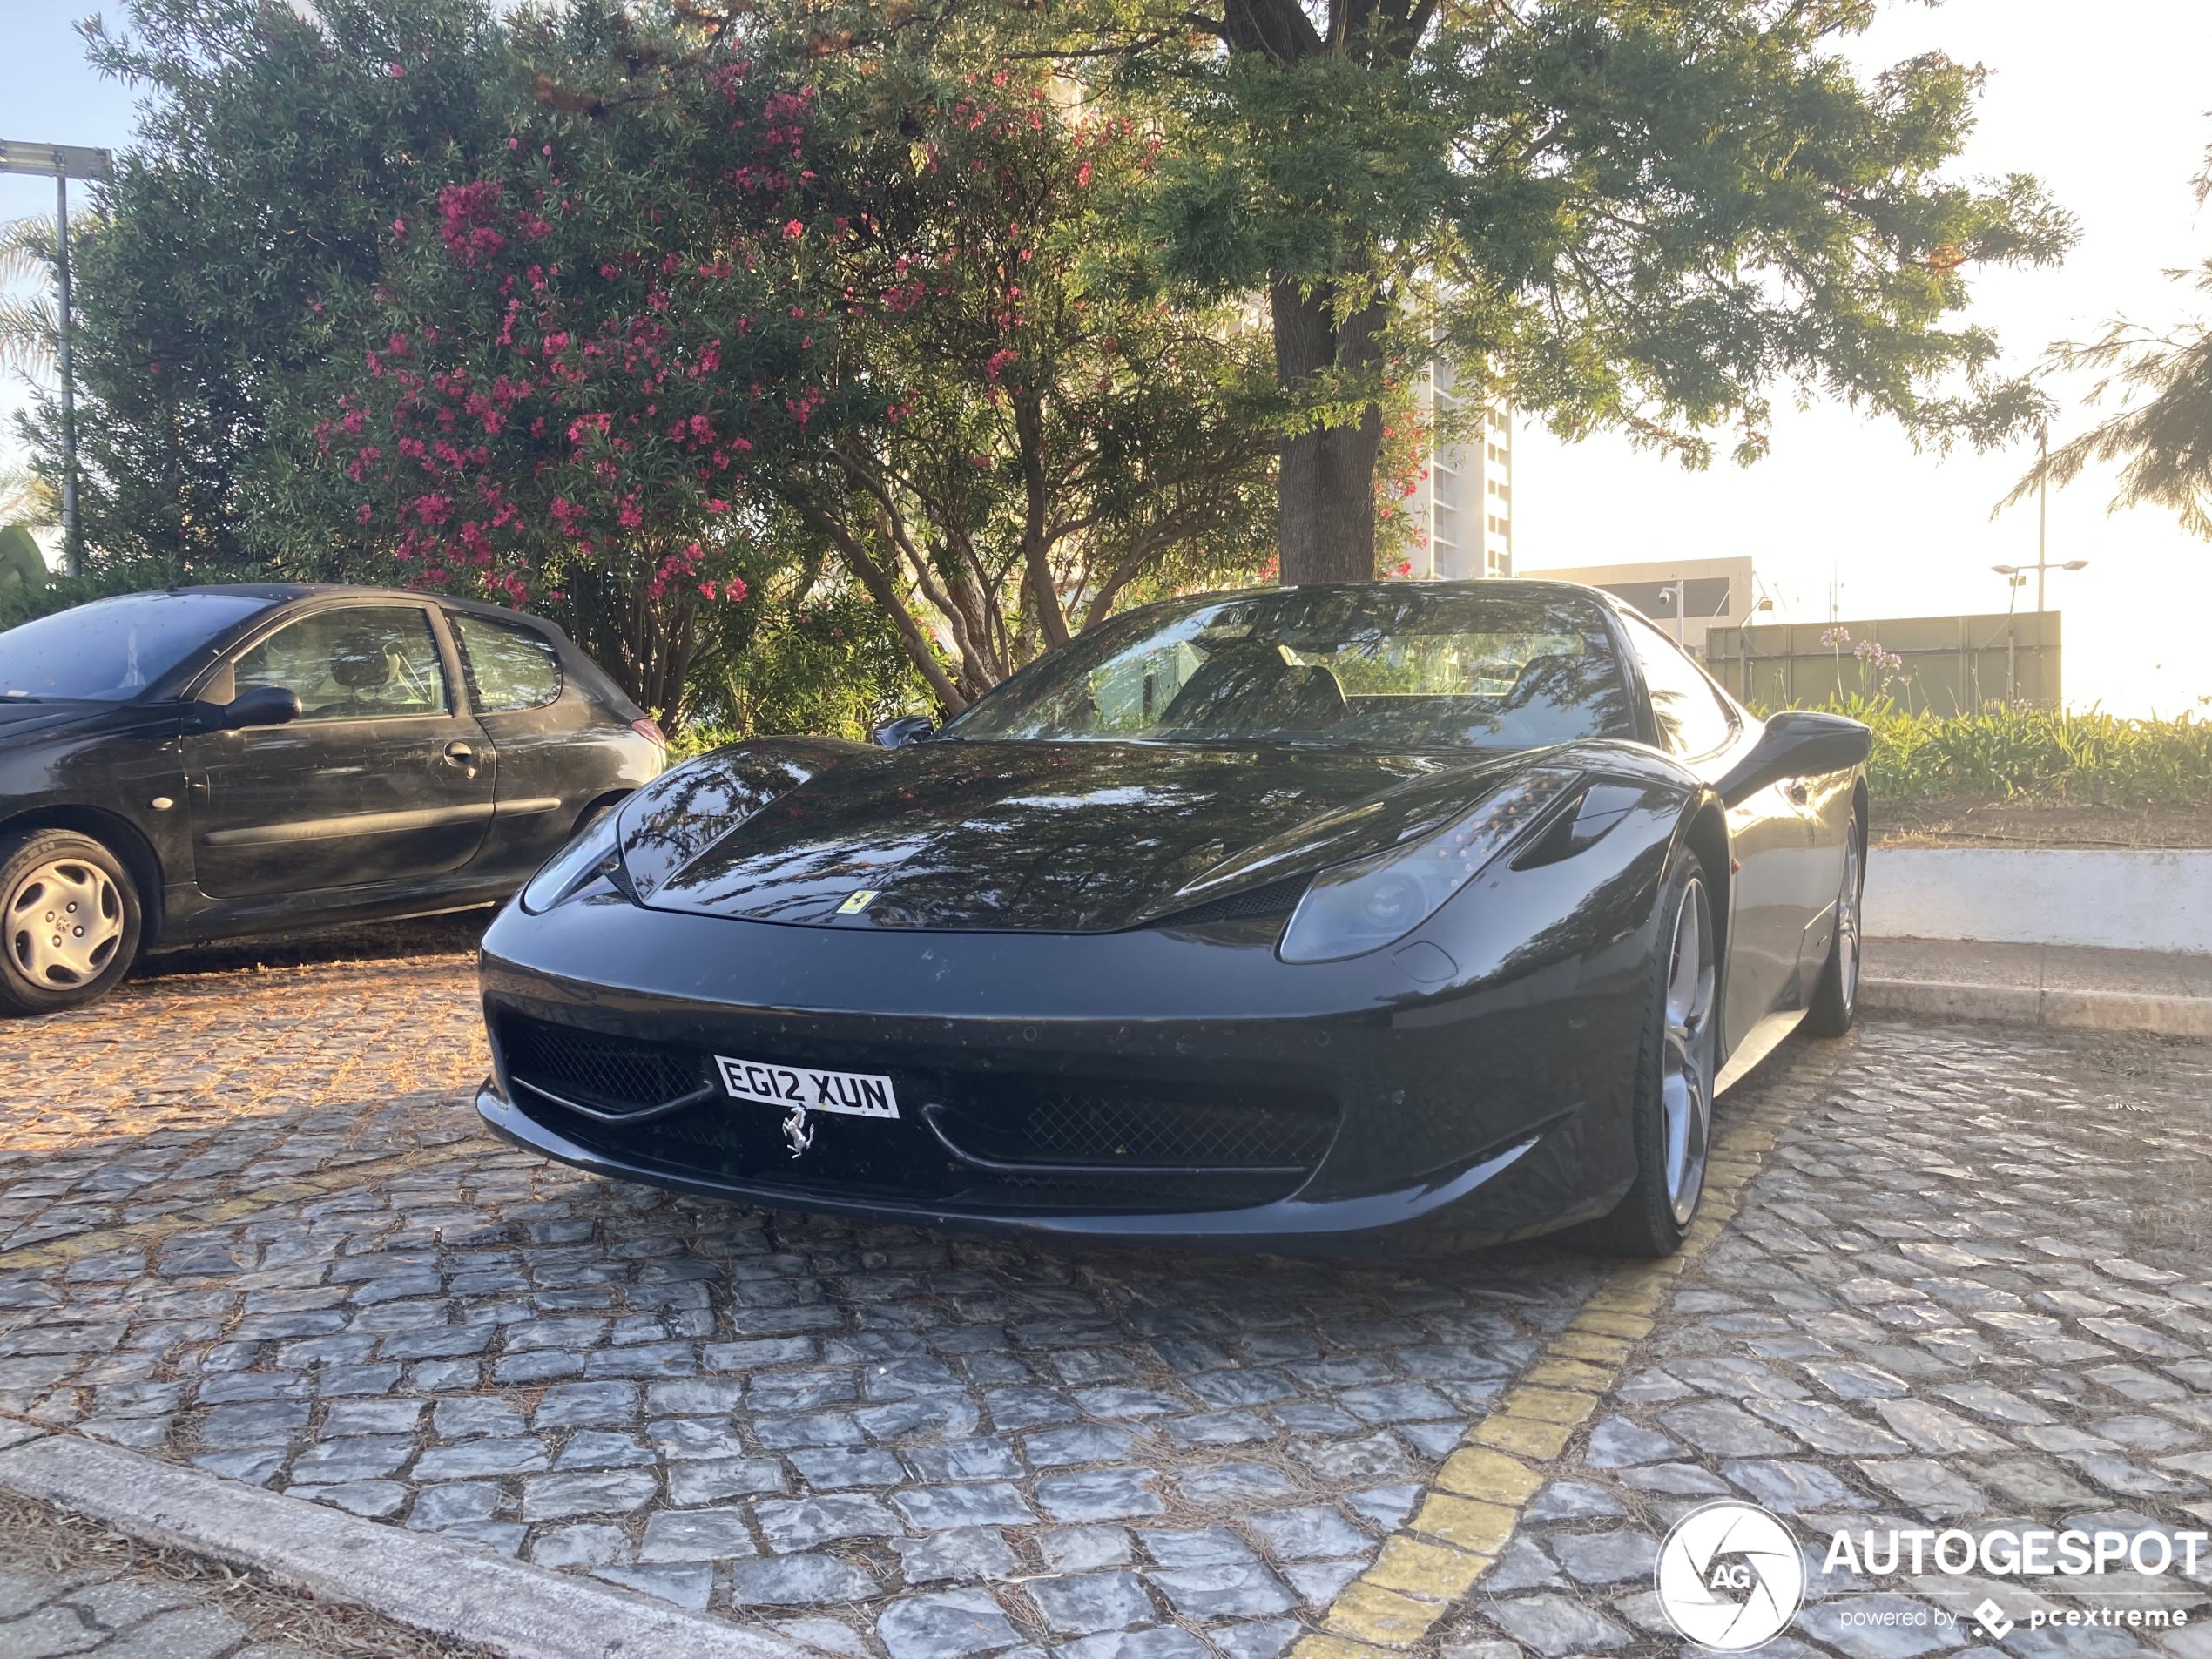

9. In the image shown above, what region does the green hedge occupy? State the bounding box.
[1805,698,2212,807]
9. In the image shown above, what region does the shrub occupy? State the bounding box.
[1804,696,2212,808]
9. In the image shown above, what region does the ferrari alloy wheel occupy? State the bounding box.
[1805,813,1864,1037]
[1588,850,1717,1257]
[1659,875,1717,1227]
[0,829,144,1016]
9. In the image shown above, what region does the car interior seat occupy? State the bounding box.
[1160,643,1348,734]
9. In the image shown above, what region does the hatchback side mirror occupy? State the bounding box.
[219,685,304,730]
[1715,709,1870,806]
[872,716,935,749]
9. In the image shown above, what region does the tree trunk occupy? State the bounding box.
[1271,278,1387,585]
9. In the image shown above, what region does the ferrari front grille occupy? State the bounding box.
[925,1083,1338,1175]
[498,1015,709,1119]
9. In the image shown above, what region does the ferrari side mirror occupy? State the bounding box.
[872,716,935,749]
[219,685,305,731]
[1716,710,1869,807]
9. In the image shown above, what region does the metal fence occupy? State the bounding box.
[1701,612,2060,715]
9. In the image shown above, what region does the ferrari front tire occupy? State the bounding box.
[1594,848,1718,1258]
[0,828,144,1016]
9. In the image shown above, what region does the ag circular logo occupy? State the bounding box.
[1655,1501,1805,1651]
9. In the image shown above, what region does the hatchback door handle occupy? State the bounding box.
[442,740,480,778]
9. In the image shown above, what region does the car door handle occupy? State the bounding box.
[442,740,480,779]
[1784,780,1811,806]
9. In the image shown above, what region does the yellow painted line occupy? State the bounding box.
[1292,1038,1853,1656]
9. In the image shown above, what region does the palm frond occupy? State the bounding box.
[0,217,52,293]
[2003,260,2212,541]
[0,295,56,378]
[0,465,58,529]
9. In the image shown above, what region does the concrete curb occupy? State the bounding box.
[1861,975,2212,1040]
[0,1434,802,1659]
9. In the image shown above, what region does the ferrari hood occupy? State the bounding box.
[622,738,1538,934]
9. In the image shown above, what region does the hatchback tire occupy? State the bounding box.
[0,828,144,1015]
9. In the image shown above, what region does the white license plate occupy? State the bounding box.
[714,1055,900,1120]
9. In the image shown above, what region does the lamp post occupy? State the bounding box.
[1992,558,2087,613]
[2004,424,2094,613]
[0,140,114,579]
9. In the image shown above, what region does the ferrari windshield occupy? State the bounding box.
[0,591,271,703]
[942,583,1635,751]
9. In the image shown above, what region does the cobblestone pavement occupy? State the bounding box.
[5,943,2209,1659]
[1432,1021,2212,1659]
[0,945,1609,1659]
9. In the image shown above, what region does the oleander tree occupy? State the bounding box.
[290,10,1283,717]
[1016,0,2078,583]
[276,8,856,722]
[758,58,1279,708]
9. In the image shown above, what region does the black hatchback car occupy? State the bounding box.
[0,584,664,1014]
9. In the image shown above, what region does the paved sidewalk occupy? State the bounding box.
[1863,938,2212,1039]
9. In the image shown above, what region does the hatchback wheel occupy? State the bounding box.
[0,829,144,1015]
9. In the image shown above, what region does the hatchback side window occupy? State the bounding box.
[232,606,447,722]
[452,614,563,713]
[1625,615,1737,759]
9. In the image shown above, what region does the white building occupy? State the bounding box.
[1407,359,1512,580]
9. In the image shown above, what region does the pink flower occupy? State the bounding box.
[784,219,806,239]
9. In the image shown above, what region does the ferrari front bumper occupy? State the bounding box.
[470,811,1675,1252]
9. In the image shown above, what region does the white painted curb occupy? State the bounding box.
[1865,848,2212,954]
[0,1434,801,1659]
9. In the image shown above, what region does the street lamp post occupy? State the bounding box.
[0,140,114,580]
[1992,557,2088,610]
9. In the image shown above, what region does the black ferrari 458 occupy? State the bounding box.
[478,580,1868,1255]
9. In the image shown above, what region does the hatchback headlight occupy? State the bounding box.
[1278,770,1581,963]
[520,810,625,914]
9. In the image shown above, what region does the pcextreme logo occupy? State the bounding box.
[1656,1501,1806,1650]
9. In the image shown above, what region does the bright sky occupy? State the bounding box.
[3,0,2209,713]
[1516,0,2212,717]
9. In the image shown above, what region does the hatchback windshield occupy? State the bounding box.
[942,583,1635,751]
[0,592,272,703]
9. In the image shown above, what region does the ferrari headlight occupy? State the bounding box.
[520,809,625,914]
[1278,770,1581,963]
